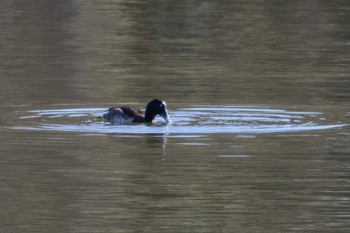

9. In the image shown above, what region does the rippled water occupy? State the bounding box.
[1,1,350,233]
[3,104,349,233]
[14,106,347,134]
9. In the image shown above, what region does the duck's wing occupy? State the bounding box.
[103,106,145,123]
[120,106,144,118]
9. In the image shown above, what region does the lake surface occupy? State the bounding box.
[1,1,350,232]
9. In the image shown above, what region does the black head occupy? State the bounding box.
[144,99,171,123]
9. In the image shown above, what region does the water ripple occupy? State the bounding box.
[13,106,347,135]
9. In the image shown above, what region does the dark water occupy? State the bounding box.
[1,1,350,232]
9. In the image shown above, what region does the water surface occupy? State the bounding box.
[12,106,347,135]
[1,1,350,233]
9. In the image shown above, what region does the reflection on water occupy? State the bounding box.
[2,110,350,233]
[1,0,350,232]
[13,106,347,134]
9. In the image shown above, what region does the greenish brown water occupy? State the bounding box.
[1,1,350,233]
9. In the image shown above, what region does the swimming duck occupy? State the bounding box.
[101,99,171,124]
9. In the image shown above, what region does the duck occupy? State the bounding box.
[101,98,171,124]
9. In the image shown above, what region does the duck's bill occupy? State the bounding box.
[160,112,171,123]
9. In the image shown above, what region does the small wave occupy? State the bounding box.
[12,106,347,135]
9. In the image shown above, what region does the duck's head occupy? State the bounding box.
[145,99,171,123]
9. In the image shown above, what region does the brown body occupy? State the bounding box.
[102,99,171,124]
[112,107,146,123]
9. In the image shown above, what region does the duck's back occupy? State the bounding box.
[103,106,145,123]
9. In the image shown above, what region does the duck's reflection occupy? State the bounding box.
[107,131,169,160]
[143,132,169,161]
[144,133,169,160]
